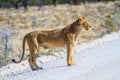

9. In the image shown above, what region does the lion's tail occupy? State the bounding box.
[12,35,27,63]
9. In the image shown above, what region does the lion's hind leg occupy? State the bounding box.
[27,38,41,70]
[28,52,40,71]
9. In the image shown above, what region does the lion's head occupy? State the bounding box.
[78,16,91,30]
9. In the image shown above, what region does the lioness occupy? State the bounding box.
[12,16,91,70]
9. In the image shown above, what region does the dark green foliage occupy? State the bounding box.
[0,0,117,4]
[0,0,118,8]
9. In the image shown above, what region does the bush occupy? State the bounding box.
[0,27,14,67]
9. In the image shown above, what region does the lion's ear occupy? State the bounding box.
[79,16,85,20]
[80,16,85,19]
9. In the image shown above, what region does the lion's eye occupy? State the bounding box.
[82,16,85,19]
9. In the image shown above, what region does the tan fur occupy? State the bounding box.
[12,16,91,70]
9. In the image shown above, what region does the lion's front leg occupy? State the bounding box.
[66,33,76,66]
[66,43,76,66]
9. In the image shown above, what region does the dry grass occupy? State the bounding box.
[0,1,120,67]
